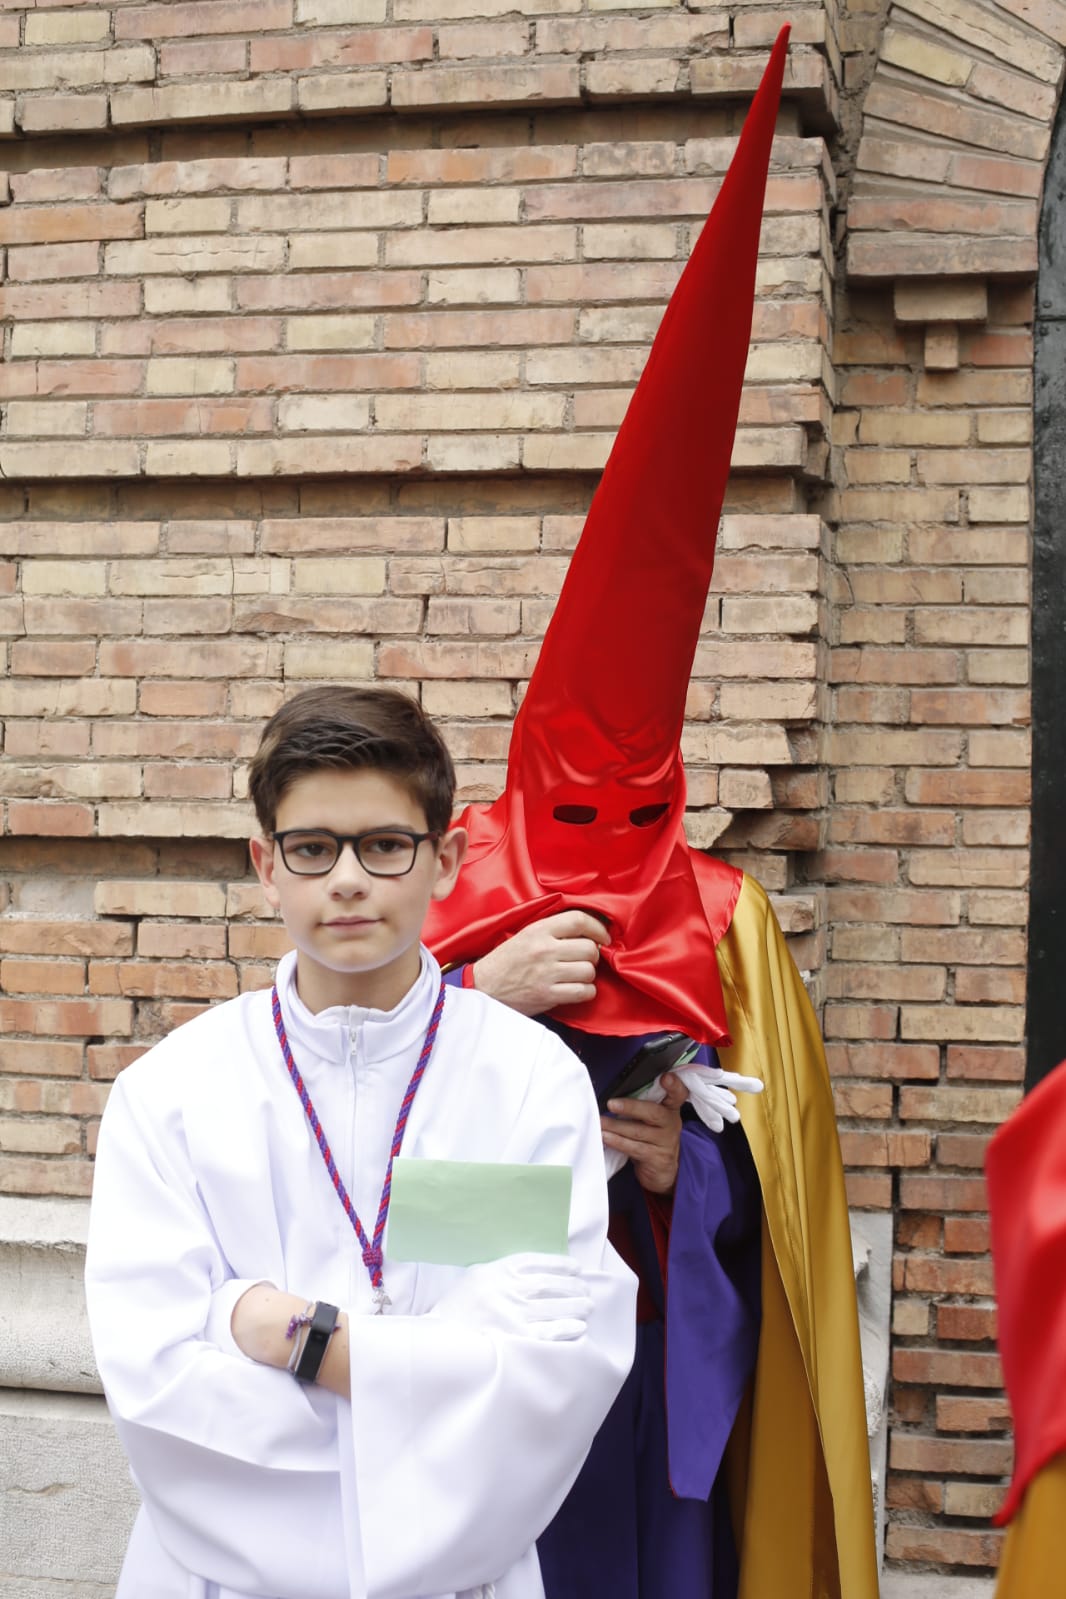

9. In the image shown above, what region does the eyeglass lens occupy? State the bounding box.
[279,830,419,876]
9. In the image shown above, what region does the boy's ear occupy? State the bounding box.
[430,826,468,902]
[249,835,282,910]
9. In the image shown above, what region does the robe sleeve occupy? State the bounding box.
[663,1116,762,1498]
[84,1070,359,1599]
[86,1029,636,1599]
[341,1030,637,1599]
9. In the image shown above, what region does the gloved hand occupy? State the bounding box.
[429,1253,593,1342]
[642,1065,764,1134]
[676,1064,764,1132]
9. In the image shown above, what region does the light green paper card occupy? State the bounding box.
[386,1157,573,1267]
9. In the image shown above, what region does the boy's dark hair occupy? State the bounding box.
[248,685,456,836]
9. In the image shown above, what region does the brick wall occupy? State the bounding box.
[0,0,1052,1580]
[829,276,1031,1570]
[827,0,1053,1569]
[0,4,837,1176]
[0,132,829,478]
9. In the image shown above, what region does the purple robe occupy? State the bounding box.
[533,1022,762,1599]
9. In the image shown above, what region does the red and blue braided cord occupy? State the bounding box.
[271,978,446,1291]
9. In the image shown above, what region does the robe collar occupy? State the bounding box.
[273,945,444,1067]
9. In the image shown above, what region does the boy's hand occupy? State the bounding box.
[430,1253,593,1342]
[471,911,610,1016]
[601,1073,686,1194]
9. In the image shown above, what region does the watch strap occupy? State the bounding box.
[292,1300,338,1385]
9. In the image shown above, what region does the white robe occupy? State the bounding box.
[85,947,636,1599]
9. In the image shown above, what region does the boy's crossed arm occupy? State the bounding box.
[229,1254,594,1399]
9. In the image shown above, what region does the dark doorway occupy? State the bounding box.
[1029,96,1066,1089]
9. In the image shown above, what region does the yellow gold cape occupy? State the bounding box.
[994,1454,1066,1597]
[716,874,879,1599]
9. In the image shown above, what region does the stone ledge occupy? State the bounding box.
[0,1196,99,1396]
[0,1389,137,1595]
[848,230,1037,284]
[0,42,837,140]
[880,1577,997,1599]
[0,425,818,484]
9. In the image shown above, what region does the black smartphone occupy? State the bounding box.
[597,1032,700,1110]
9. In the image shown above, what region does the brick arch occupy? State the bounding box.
[846,0,1064,287]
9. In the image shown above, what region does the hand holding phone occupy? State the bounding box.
[596,1033,700,1111]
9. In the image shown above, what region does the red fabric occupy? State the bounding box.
[986,1058,1066,1523]
[425,30,789,1046]
[606,1196,672,1326]
[643,1188,674,1287]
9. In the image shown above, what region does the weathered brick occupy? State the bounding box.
[889,1430,1010,1476]
[827,1042,940,1082]
[0,997,132,1037]
[283,640,375,679]
[145,197,233,235]
[4,401,88,438]
[900,1086,1022,1123]
[106,234,286,276]
[116,0,284,37]
[0,958,88,996]
[884,1524,1003,1570]
[6,241,102,283]
[288,233,380,271]
[296,73,389,114]
[89,961,238,1000]
[0,1040,84,1078]
[0,202,141,249]
[937,1394,1010,1435]
[110,158,288,201]
[97,802,250,839]
[944,1218,992,1256]
[18,95,110,135]
[159,37,249,77]
[11,323,96,359]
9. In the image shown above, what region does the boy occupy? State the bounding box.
[84,686,637,1599]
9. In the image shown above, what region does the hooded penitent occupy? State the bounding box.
[425,29,790,1042]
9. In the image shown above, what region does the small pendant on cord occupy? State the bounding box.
[373,1286,391,1314]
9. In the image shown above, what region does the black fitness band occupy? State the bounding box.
[293,1300,339,1385]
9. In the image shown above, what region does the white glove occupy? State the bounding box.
[675,1064,764,1132]
[600,1062,765,1177]
[639,1065,764,1135]
[428,1253,592,1342]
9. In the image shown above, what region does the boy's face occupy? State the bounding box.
[250,767,466,1014]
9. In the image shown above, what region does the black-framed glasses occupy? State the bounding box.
[272,827,441,878]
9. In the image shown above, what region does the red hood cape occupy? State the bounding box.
[986,1058,1066,1524]
[425,30,789,1043]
